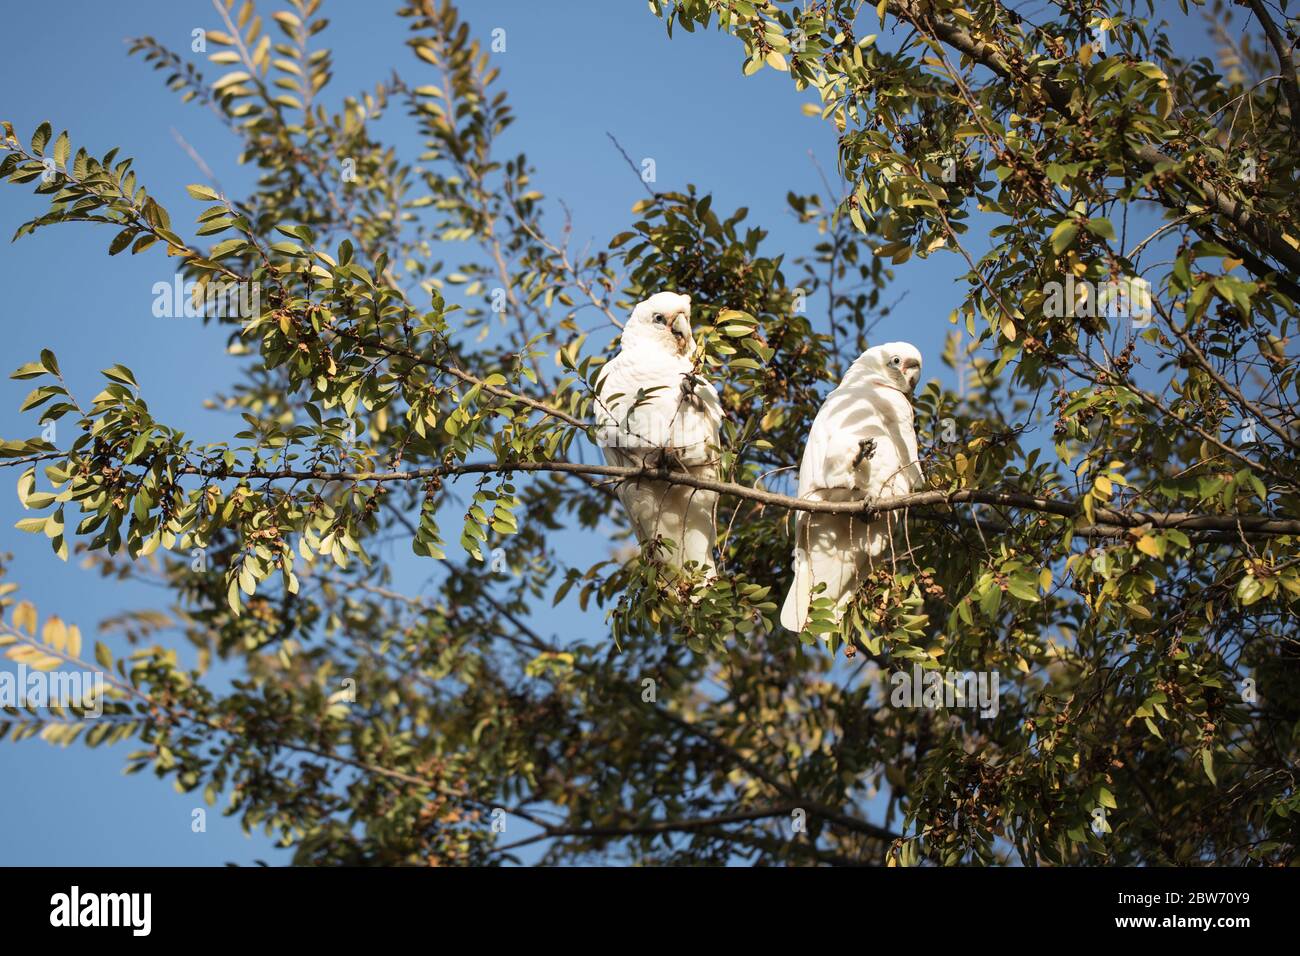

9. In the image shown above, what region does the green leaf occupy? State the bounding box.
[17,467,35,507]
[1006,573,1041,602]
[1050,220,1079,254]
[1083,217,1116,241]
[102,364,138,388]
[52,131,70,167]
[10,362,45,380]
[30,122,52,156]
[108,228,137,256]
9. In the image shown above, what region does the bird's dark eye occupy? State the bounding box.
[653,313,666,325]
[891,356,902,366]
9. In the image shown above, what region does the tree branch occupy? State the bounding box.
[1246,0,1300,130]
[173,458,1300,537]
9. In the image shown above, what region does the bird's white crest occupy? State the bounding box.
[594,292,722,574]
[780,341,925,632]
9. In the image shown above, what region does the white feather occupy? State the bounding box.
[781,342,924,631]
[596,292,723,573]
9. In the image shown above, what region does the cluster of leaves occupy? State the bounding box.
[0,0,1297,865]
[651,0,1300,863]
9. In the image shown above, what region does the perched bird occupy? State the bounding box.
[595,292,723,573]
[780,342,924,632]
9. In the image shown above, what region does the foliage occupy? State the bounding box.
[2,0,1298,865]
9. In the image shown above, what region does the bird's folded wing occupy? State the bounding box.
[673,378,722,465]
[597,356,720,462]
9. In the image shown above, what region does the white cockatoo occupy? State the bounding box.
[780,342,924,632]
[595,292,723,573]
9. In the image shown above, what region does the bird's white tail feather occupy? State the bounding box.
[862,517,889,559]
[780,550,812,632]
[782,515,893,632]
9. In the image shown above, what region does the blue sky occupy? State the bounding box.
[0,1,1220,865]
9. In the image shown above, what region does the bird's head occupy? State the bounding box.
[865,341,923,393]
[627,291,694,357]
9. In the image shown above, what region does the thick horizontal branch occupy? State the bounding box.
[178,459,1300,538]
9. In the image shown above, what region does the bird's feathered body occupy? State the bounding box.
[596,292,722,573]
[780,343,924,632]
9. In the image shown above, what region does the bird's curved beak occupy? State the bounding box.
[671,314,691,354]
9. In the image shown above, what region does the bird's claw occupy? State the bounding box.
[652,448,684,471]
[853,437,877,468]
